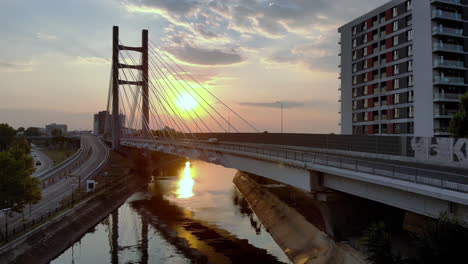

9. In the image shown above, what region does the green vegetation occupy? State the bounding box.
[24,127,42,136]
[0,123,41,213]
[360,215,468,264]
[449,93,468,138]
[0,123,16,151]
[40,136,80,165]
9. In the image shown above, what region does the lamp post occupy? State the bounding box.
[2,208,11,242]
[276,101,284,133]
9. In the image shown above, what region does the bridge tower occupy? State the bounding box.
[111,26,150,150]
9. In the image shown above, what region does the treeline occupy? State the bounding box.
[360,214,468,264]
[0,124,41,213]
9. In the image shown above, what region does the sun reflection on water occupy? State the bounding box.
[177,161,195,198]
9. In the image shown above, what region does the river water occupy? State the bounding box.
[52,161,290,263]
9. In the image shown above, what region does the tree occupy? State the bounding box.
[0,145,41,212]
[51,128,63,137]
[0,123,16,151]
[360,222,398,264]
[413,215,468,264]
[24,127,42,137]
[449,93,468,138]
[17,127,25,132]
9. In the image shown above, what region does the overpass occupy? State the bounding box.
[103,26,468,224]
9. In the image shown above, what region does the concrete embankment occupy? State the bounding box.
[0,153,144,264]
[233,172,367,264]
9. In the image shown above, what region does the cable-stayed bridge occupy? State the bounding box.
[104,26,468,223]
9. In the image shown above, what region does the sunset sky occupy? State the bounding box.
[0,0,388,133]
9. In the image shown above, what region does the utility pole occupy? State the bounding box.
[276,101,284,133]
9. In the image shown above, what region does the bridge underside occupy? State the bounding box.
[122,140,468,222]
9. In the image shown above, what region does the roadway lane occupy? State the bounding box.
[31,144,54,177]
[0,134,109,237]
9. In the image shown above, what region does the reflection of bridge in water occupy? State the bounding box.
[104,25,468,232]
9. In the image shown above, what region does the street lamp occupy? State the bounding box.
[275,101,284,133]
[2,208,11,242]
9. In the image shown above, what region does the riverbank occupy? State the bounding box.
[0,152,142,264]
[233,171,367,264]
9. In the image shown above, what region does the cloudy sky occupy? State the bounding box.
[0,0,388,132]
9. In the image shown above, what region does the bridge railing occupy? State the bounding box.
[121,138,468,194]
[172,140,468,194]
[214,142,468,193]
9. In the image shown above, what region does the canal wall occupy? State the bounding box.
[233,172,367,264]
[0,162,143,264]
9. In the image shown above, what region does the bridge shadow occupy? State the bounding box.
[129,180,286,264]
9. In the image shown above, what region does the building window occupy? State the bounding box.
[409,106,414,117]
[353,76,357,85]
[364,60,368,69]
[394,93,400,104]
[395,108,400,118]
[364,72,368,82]
[353,101,357,110]
[408,91,414,102]
[393,50,399,60]
[353,26,357,35]
[406,0,412,11]
[394,64,400,75]
[407,30,413,41]
[408,60,413,71]
[353,51,357,60]
[408,45,413,56]
[353,38,357,48]
[364,99,369,108]
[393,7,398,17]
[363,47,368,56]
[352,63,357,72]
[393,35,399,46]
[363,34,368,43]
[364,85,369,95]
[393,21,399,32]
[364,112,369,121]
[363,21,368,31]
[353,88,357,97]
[394,78,400,89]
[408,75,413,87]
[353,113,358,121]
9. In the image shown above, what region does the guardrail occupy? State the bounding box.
[82,137,110,182]
[122,138,468,194]
[37,137,90,187]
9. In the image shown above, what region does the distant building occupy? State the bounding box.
[339,0,468,136]
[45,123,67,136]
[93,111,125,135]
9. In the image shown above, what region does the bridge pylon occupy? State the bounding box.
[111,26,150,150]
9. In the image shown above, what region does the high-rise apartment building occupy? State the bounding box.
[339,0,468,136]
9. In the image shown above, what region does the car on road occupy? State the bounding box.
[207,138,219,144]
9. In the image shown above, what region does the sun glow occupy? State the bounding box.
[177,161,195,198]
[176,92,199,111]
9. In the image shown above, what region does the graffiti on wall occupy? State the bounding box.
[411,137,468,163]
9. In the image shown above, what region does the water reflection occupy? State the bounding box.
[177,161,194,199]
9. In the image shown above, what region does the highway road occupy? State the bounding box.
[31,144,54,177]
[0,134,109,239]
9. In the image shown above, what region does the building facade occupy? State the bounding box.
[45,123,68,136]
[93,111,126,135]
[339,0,468,136]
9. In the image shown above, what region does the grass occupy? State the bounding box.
[41,148,77,166]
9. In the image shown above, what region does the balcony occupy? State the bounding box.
[434,75,467,85]
[434,92,465,101]
[432,9,463,21]
[433,59,466,69]
[433,26,465,37]
[431,0,463,6]
[434,109,459,118]
[433,42,465,53]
